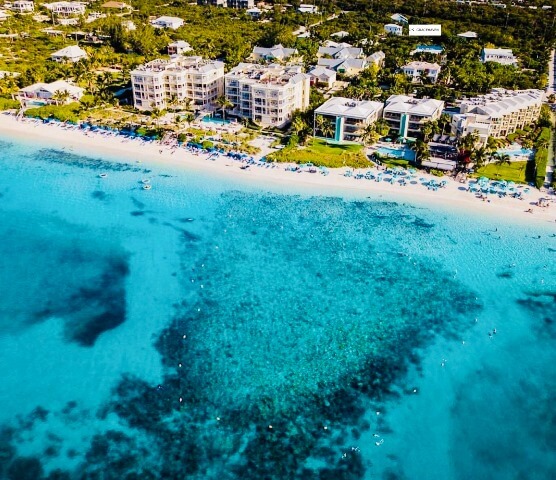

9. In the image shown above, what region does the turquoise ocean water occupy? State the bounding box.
[0,134,554,479]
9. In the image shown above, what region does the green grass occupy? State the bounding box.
[268,139,370,168]
[475,161,528,183]
[381,158,410,168]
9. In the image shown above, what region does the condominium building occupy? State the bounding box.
[225,63,310,127]
[150,16,184,29]
[250,44,299,62]
[167,41,192,56]
[402,61,441,83]
[480,48,518,66]
[43,2,86,15]
[131,56,225,110]
[10,1,34,12]
[227,0,255,8]
[384,24,403,36]
[314,97,384,142]
[383,95,444,138]
[451,88,544,143]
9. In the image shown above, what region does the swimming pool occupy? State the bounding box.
[202,116,230,125]
[376,146,416,161]
[497,147,534,158]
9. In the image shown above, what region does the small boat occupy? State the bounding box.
[141,178,150,184]
[98,173,108,178]
[143,184,152,190]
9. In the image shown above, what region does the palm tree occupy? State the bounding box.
[471,147,489,168]
[51,89,70,105]
[314,114,333,139]
[421,121,434,142]
[359,124,380,145]
[151,108,166,127]
[374,118,390,137]
[291,116,308,137]
[183,112,195,128]
[215,96,233,120]
[438,113,451,135]
[411,139,430,166]
[494,153,511,166]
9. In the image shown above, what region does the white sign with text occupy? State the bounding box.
[409,25,442,36]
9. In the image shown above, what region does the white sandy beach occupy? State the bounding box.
[1,113,555,226]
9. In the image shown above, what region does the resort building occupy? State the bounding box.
[457,31,478,39]
[402,61,441,83]
[298,4,318,13]
[43,2,86,16]
[131,56,225,111]
[167,41,192,56]
[451,88,544,144]
[250,44,299,63]
[225,63,310,127]
[390,13,408,24]
[227,0,255,8]
[480,48,518,66]
[367,51,385,67]
[382,95,444,138]
[318,43,364,60]
[17,80,84,105]
[150,16,184,29]
[314,97,384,143]
[317,57,367,76]
[197,0,226,6]
[307,66,336,88]
[384,24,403,36]
[50,45,87,62]
[246,7,261,18]
[10,1,34,13]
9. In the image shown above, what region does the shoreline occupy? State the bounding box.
[1,113,555,226]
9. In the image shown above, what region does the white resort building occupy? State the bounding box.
[384,24,403,36]
[50,45,87,62]
[451,88,544,144]
[225,63,310,127]
[131,56,225,111]
[250,44,299,63]
[402,61,441,83]
[307,66,336,88]
[382,95,444,138]
[18,80,84,105]
[167,41,192,56]
[314,97,384,143]
[10,1,34,12]
[43,2,86,16]
[150,16,184,29]
[480,48,518,66]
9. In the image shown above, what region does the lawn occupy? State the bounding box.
[475,161,529,183]
[268,139,370,168]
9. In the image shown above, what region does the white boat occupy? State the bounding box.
[143,184,152,190]
[98,173,108,178]
[141,178,150,184]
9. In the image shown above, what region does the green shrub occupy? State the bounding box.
[430,169,445,177]
[534,146,548,188]
[202,140,214,149]
[0,97,20,110]
[24,103,82,123]
[177,133,187,143]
